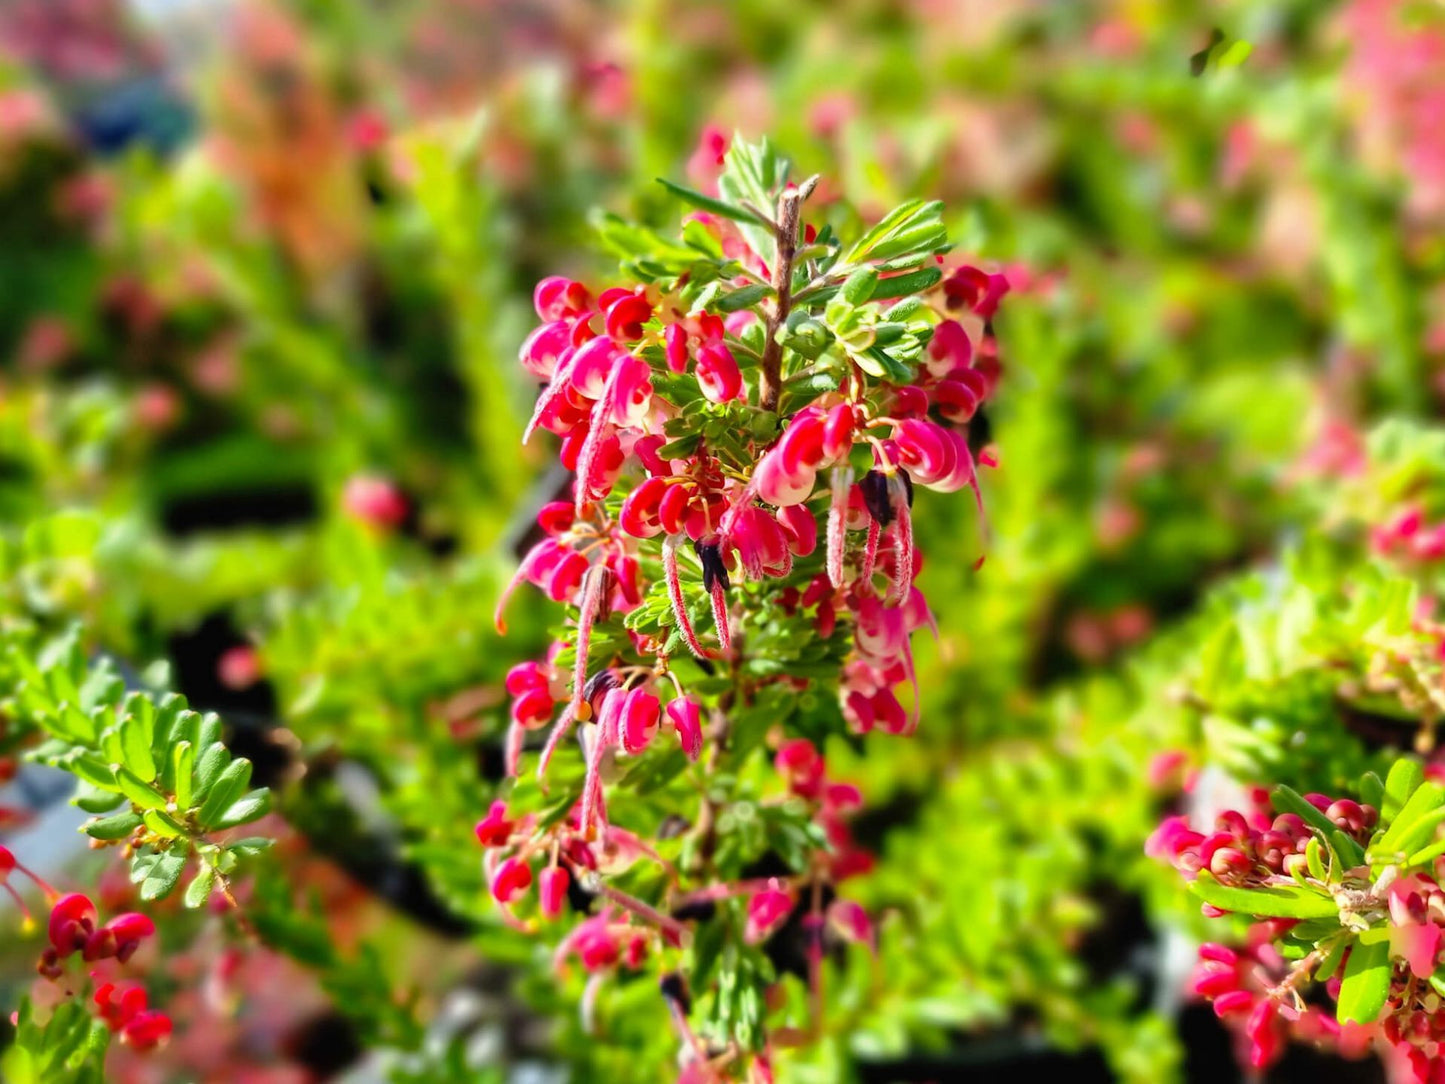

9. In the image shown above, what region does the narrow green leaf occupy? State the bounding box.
[841,268,879,305]
[1359,771,1385,813]
[1377,782,1445,856]
[98,725,125,767]
[1407,837,1445,869]
[142,809,186,839]
[196,759,252,827]
[83,811,142,841]
[67,755,119,792]
[72,784,125,815]
[1384,759,1424,822]
[191,742,228,803]
[1188,871,1340,919]
[1306,835,1327,881]
[212,789,271,829]
[1337,940,1390,1024]
[656,178,768,225]
[119,713,157,782]
[715,283,772,313]
[1316,938,1349,982]
[172,741,195,810]
[870,266,943,301]
[115,767,167,811]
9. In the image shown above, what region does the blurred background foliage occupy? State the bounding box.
[4,0,1445,1081]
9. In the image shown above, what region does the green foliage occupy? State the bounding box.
[2,624,271,907]
[1,998,108,1084]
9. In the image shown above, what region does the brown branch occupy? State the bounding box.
[758,175,819,414]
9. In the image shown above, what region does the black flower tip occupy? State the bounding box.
[694,540,731,593]
[860,469,894,527]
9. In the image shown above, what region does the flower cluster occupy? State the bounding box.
[1148,790,1377,901]
[1372,504,1445,563]
[1150,766,1445,1082]
[485,138,999,1075]
[1189,935,1373,1070]
[24,884,172,1052]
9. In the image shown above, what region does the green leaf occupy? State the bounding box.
[118,709,156,782]
[715,283,772,313]
[72,784,125,815]
[183,866,215,910]
[139,850,187,901]
[172,741,195,810]
[142,809,186,839]
[844,200,944,264]
[1337,940,1390,1024]
[1407,837,1445,869]
[856,347,916,385]
[83,811,142,841]
[841,268,879,305]
[1384,758,1424,823]
[1316,938,1349,982]
[656,178,767,226]
[1306,835,1327,881]
[1360,772,1385,813]
[1188,871,1340,919]
[66,755,119,792]
[225,837,275,856]
[196,759,252,826]
[1376,782,1445,857]
[869,265,943,301]
[114,767,167,811]
[212,789,271,829]
[191,742,228,803]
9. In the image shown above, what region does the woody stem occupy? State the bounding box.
[759,175,818,414]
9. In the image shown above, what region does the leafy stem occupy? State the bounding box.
[759,175,819,414]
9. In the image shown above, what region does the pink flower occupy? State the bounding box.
[620,477,669,538]
[755,448,816,507]
[775,739,824,798]
[83,913,155,963]
[686,125,729,191]
[491,857,533,905]
[342,475,409,530]
[619,688,662,755]
[604,293,653,342]
[745,881,794,943]
[48,893,98,957]
[533,277,592,321]
[827,899,872,945]
[539,866,570,920]
[217,646,261,690]
[664,322,689,372]
[665,697,703,760]
[695,341,742,403]
[1388,877,1444,979]
[474,801,516,848]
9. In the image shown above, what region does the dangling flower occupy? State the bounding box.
[492,857,534,905]
[745,880,794,943]
[540,866,570,920]
[665,697,703,760]
[695,341,743,403]
[475,801,517,848]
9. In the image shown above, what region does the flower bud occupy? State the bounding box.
[474,801,516,848]
[539,866,570,920]
[491,857,533,905]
